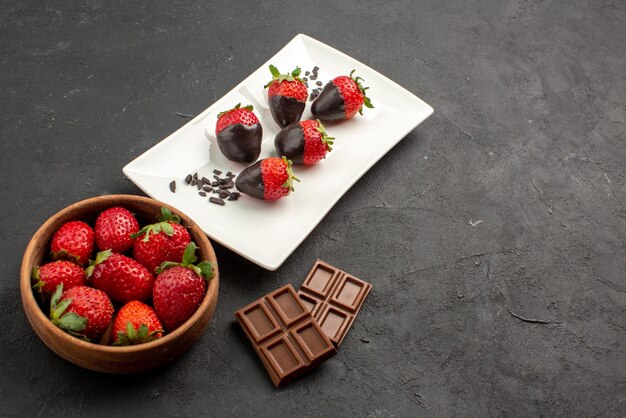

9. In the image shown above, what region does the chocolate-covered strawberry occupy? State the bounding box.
[274,119,334,165]
[311,70,373,120]
[215,103,262,164]
[235,157,299,200]
[265,65,308,127]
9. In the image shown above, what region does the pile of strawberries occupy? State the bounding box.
[32,206,214,345]
[214,65,373,201]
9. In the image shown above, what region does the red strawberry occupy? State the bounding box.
[94,206,140,253]
[112,301,163,345]
[311,70,373,120]
[87,250,154,303]
[50,284,114,341]
[50,221,95,265]
[265,65,308,127]
[274,119,334,165]
[235,157,300,200]
[153,242,214,332]
[131,207,191,274]
[215,103,262,164]
[32,260,85,297]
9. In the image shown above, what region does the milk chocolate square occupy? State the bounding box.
[298,260,371,347]
[235,284,337,387]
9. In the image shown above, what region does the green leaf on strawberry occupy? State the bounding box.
[114,322,162,346]
[85,249,112,278]
[49,283,88,336]
[130,207,181,242]
[156,242,214,281]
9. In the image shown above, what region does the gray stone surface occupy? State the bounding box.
[1,0,624,416]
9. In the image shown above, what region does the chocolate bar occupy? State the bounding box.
[298,260,371,347]
[235,284,337,387]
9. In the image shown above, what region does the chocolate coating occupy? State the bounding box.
[274,123,305,164]
[269,96,305,128]
[216,123,262,164]
[235,160,264,199]
[311,82,345,121]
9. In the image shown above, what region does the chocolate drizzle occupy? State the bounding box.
[216,123,263,164]
[274,123,305,164]
[235,160,265,199]
[269,96,305,128]
[311,82,345,121]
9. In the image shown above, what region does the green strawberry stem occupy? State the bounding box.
[156,242,214,280]
[281,156,300,192]
[217,103,254,118]
[130,207,181,242]
[85,249,112,278]
[31,266,45,292]
[315,120,335,152]
[49,283,88,337]
[349,69,374,114]
[264,64,303,88]
[51,248,80,264]
[113,322,163,346]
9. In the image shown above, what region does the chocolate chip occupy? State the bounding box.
[212,181,218,187]
[309,75,317,80]
[316,81,322,86]
[169,181,176,193]
[213,169,222,175]
[313,66,319,72]
[185,174,192,184]
[209,197,225,205]
[228,196,238,201]
[219,191,228,199]
[305,71,310,76]
[231,192,241,198]
[199,191,206,197]
[203,186,213,192]
[226,171,233,177]
[213,175,220,181]
[303,77,308,81]
[193,172,198,179]
[201,177,210,184]
[191,179,197,186]
[197,181,203,190]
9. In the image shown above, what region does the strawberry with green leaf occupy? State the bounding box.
[87,249,154,303]
[131,207,191,274]
[49,284,113,341]
[235,157,300,200]
[311,69,374,120]
[274,119,335,165]
[153,242,214,332]
[50,221,95,265]
[215,103,262,164]
[112,301,163,345]
[265,64,308,127]
[32,260,85,297]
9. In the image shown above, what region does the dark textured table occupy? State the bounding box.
[1,1,625,416]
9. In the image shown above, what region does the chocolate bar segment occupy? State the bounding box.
[298,260,371,347]
[235,284,337,387]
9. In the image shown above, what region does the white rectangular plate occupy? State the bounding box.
[123,34,433,270]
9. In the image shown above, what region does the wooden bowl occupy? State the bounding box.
[20,194,219,373]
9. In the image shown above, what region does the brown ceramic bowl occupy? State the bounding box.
[20,194,219,373]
